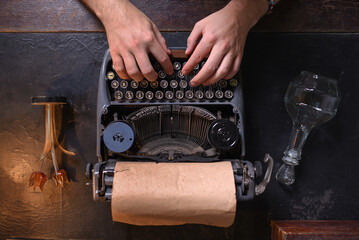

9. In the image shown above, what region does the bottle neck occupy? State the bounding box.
[282,123,311,166]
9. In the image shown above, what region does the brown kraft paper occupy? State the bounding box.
[111,161,237,227]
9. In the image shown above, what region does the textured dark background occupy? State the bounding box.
[1,0,359,239]
[0,32,358,240]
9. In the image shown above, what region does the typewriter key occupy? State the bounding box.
[219,80,227,88]
[131,80,139,89]
[173,62,181,71]
[176,90,184,99]
[165,91,174,100]
[114,91,123,100]
[154,62,161,71]
[140,80,148,88]
[107,71,115,80]
[145,91,154,100]
[179,80,188,88]
[136,91,144,100]
[205,90,214,99]
[177,70,184,78]
[225,90,234,99]
[215,90,224,99]
[155,91,164,100]
[193,64,199,70]
[170,80,178,88]
[229,78,238,87]
[120,80,128,88]
[111,80,119,89]
[150,81,158,89]
[158,70,166,79]
[160,80,168,88]
[185,90,194,99]
[211,82,219,88]
[195,90,204,99]
[201,61,206,68]
[125,91,134,100]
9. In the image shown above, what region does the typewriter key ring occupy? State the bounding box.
[29,96,75,190]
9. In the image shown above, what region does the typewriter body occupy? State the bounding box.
[86,48,273,202]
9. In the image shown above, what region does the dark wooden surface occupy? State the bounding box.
[271,221,359,240]
[1,0,359,33]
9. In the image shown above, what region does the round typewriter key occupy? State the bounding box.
[136,91,144,100]
[219,80,227,88]
[211,82,219,88]
[179,80,188,88]
[177,70,184,78]
[140,80,148,88]
[145,91,154,100]
[195,90,204,99]
[193,64,199,70]
[229,78,238,87]
[111,80,119,89]
[125,91,134,100]
[173,62,181,71]
[224,90,234,99]
[120,80,128,89]
[131,80,139,89]
[215,90,224,99]
[107,71,115,80]
[114,91,123,100]
[154,62,161,71]
[150,81,158,88]
[158,70,166,79]
[185,90,194,99]
[188,71,195,79]
[205,90,214,99]
[176,90,184,99]
[155,91,164,100]
[170,80,178,88]
[160,80,168,88]
[165,91,174,100]
[201,61,206,68]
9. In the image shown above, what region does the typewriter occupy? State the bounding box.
[86,48,273,202]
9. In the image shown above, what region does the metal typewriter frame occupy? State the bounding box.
[87,48,273,202]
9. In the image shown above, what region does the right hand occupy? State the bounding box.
[100,0,173,82]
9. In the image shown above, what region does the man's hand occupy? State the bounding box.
[82,0,173,82]
[182,0,267,86]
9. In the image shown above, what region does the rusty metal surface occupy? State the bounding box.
[0,32,358,239]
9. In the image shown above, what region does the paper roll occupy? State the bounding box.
[111,161,237,227]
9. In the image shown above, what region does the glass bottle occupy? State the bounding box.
[276,71,340,185]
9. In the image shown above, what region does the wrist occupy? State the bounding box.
[91,0,130,24]
[228,0,268,28]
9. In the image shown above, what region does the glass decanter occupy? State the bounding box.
[276,71,340,185]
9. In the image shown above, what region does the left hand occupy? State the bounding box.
[182,0,267,86]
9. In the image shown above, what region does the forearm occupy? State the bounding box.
[81,0,129,24]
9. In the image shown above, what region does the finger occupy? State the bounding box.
[112,54,130,80]
[202,53,234,86]
[182,37,212,75]
[185,21,203,56]
[123,53,144,82]
[148,40,173,75]
[134,51,158,82]
[223,55,241,80]
[189,45,225,87]
[152,22,171,55]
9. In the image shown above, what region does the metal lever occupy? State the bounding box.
[255,154,274,196]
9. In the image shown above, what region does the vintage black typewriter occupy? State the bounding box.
[86,48,273,202]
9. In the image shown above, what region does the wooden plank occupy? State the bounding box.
[0,0,358,32]
[271,220,359,240]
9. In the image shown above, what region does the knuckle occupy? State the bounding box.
[142,32,155,44]
[206,64,216,73]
